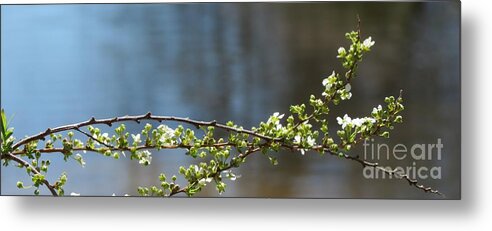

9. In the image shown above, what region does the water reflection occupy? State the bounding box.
[1,2,460,198]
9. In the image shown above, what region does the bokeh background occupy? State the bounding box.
[1,2,460,198]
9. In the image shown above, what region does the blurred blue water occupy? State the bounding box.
[1,2,460,198]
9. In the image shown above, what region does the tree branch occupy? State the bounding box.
[4,153,58,196]
[11,142,233,156]
[5,112,443,197]
[11,113,278,151]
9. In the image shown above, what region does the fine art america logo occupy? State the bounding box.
[362,138,443,180]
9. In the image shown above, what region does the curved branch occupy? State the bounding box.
[11,113,278,151]
[11,142,233,156]
[4,153,58,196]
[7,112,443,197]
[4,95,439,198]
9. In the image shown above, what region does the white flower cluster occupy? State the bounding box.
[198,177,213,186]
[294,134,316,155]
[189,165,217,186]
[157,124,175,145]
[267,112,285,131]
[322,71,338,96]
[336,114,376,129]
[93,133,109,146]
[372,105,383,115]
[137,150,152,165]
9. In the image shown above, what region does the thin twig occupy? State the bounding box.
[74,127,114,149]
[4,153,58,196]
[356,14,362,41]
[323,147,444,197]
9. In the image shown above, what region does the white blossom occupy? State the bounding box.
[338,47,346,55]
[337,114,352,129]
[322,71,337,90]
[131,134,141,144]
[294,135,301,144]
[372,105,383,115]
[74,153,86,167]
[273,112,285,119]
[293,135,309,155]
[340,91,352,100]
[322,78,329,87]
[306,136,316,146]
[138,150,152,165]
[268,112,285,125]
[352,118,365,127]
[357,117,375,126]
[339,115,376,129]
[362,37,375,49]
[158,125,175,144]
[267,112,285,132]
[276,123,283,131]
[364,117,376,124]
[198,177,213,186]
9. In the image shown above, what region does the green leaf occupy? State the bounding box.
[1,109,7,140]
